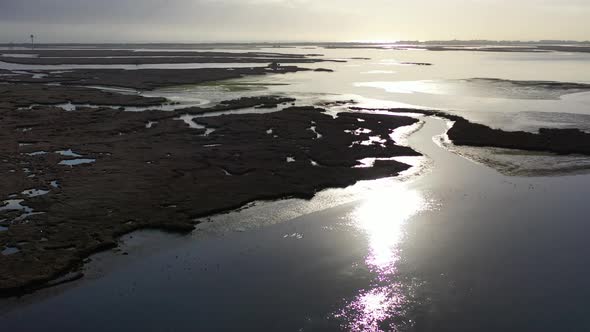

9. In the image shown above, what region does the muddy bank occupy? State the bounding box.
[0,99,419,296]
[0,66,311,90]
[425,45,590,53]
[0,43,281,51]
[205,96,296,109]
[0,84,166,109]
[351,107,590,156]
[0,57,324,65]
[0,50,334,65]
[0,50,316,58]
[447,120,590,155]
[466,78,590,91]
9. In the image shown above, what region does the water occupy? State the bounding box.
[1,46,590,331]
[1,247,20,256]
[0,199,38,221]
[258,48,590,130]
[174,114,216,135]
[1,54,39,58]
[157,47,590,174]
[55,149,83,158]
[21,189,50,198]
[119,47,590,133]
[58,159,96,166]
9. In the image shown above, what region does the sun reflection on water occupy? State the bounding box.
[335,183,433,331]
[355,80,446,95]
[354,185,427,273]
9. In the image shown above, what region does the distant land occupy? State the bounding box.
[0,40,589,49]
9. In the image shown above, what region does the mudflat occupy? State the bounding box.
[352,106,590,156]
[0,50,335,65]
[0,66,313,90]
[0,89,419,296]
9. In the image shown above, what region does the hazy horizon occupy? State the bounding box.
[1,39,590,45]
[1,0,589,43]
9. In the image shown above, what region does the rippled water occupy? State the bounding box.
[2,47,590,331]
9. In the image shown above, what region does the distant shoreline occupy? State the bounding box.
[2,42,589,54]
[1,40,589,47]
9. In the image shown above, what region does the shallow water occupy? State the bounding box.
[55,149,83,158]
[117,47,590,133]
[1,247,20,256]
[21,189,50,198]
[58,159,96,166]
[1,54,39,58]
[0,199,38,222]
[134,47,590,175]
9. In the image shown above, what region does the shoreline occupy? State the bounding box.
[0,50,336,66]
[5,101,589,296]
[2,47,589,299]
[352,107,590,156]
[0,93,422,297]
[0,115,432,310]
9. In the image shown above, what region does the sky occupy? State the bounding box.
[0,0,588,43]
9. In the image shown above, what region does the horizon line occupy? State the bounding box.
[1,39,590,45]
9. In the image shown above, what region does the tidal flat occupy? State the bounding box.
[1,44,590,331]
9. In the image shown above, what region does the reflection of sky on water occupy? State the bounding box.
[355,80,447,95]
[54,46,589,134]
[355,78,590,100]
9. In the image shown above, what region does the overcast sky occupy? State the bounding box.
[0,0,588,42]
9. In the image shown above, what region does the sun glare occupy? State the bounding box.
[337,183,431,331]
[352,184,427,273]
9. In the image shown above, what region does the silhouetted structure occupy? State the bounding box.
[268,61,281,71]
[30,34,34,49]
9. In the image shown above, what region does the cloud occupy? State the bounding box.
[0,0,588,42]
